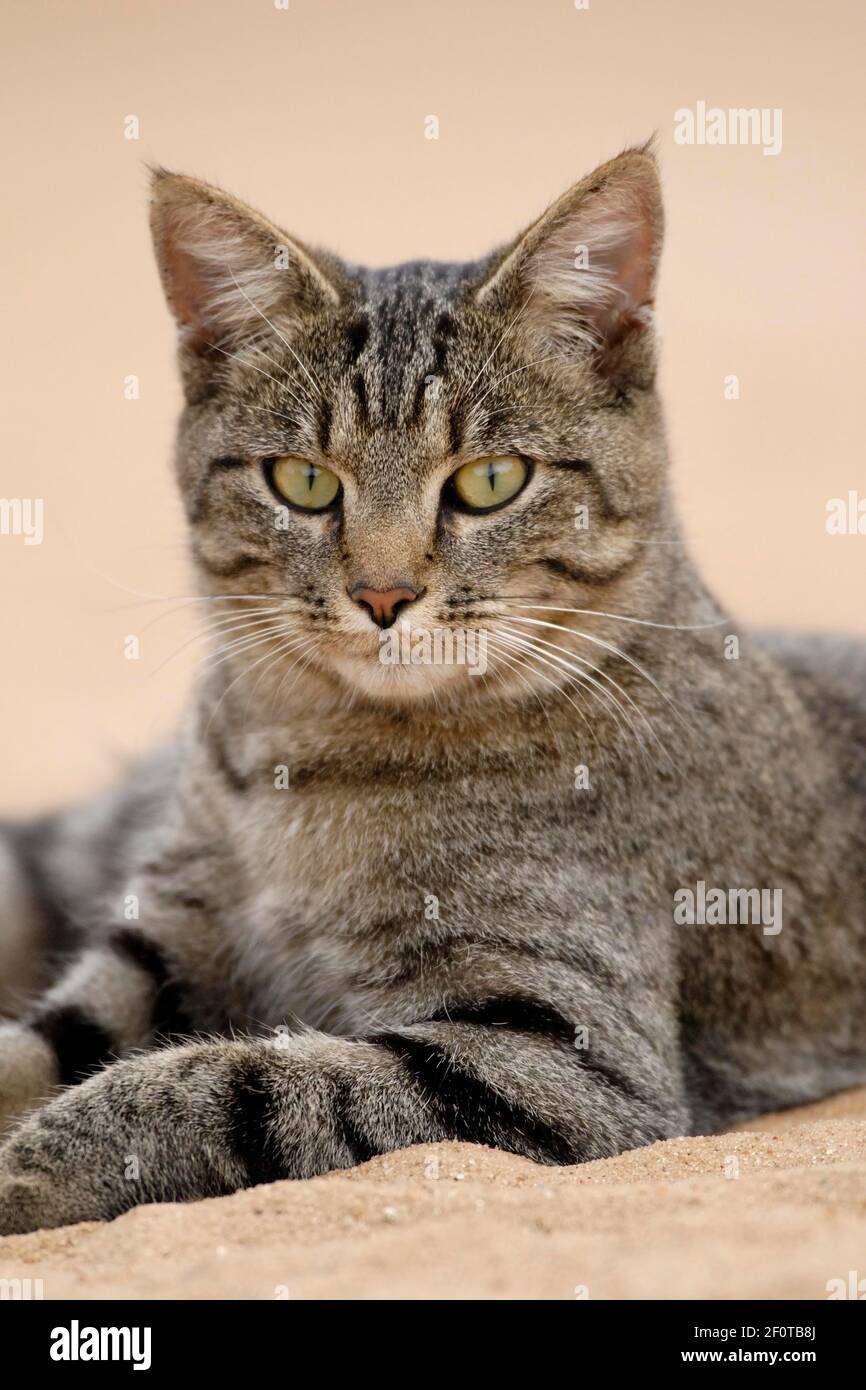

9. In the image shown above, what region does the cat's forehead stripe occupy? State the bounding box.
[351,264,462,429]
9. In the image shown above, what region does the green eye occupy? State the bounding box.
[269,456,341,511]
[450,455,529,513]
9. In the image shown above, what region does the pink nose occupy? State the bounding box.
[349,584,420,629]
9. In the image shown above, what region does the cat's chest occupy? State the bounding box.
[227,783,437,1032]
[243,780,422,902]
[218,746,586,1030]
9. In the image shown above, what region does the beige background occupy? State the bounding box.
[1,0,864,814]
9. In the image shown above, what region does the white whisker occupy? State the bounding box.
[203,631,311,738]
[499,599,726,632]
[235,400,302,428]
[457,291,536,404]
[270,637,319,705]
[201,622,299,675]
[485,636,590,735]
[226,266,326,401]
[497,622,653,725]
[206,339,311,413]
[147,608,288,677]
[248,633,315,713]
[472,353,561,413]
[139,598,287,636]
[488,632,600,733]
[495,623,667,763]
[501,613,683,724]
[493,627,648,756]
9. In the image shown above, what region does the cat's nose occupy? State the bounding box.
[349,583,420,629]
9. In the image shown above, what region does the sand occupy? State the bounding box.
[1,1087,865,1300]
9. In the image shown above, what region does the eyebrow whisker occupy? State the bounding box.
[225,265,327,402]
[457,289,537,404]
[205,340,312,415]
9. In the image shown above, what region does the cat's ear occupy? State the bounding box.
[149,170,342,392]
[476,145,662,380]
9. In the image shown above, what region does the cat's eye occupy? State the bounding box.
[268,456,341,512]
[448,455,529,514]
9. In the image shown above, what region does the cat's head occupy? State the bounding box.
[150,146,669,710]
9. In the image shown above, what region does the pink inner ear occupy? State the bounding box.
[153,186,342,364]
[603,215,656,335]
[161,236,215,351]
[157,213,292,362]
[616,225,652,301]
[153,193,240,358]
[575,188,658,338]
[524,172,660,354]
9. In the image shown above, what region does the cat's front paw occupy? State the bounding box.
[0,1063,143,1235]
[0,1171,80,1237]
[0,1039,252,1235]
[0,1101,120,1235]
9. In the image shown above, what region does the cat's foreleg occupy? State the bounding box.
[0,1012,684,1234]
[0,927,188,1136]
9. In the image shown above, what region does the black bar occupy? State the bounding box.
[0,1299,859,1373]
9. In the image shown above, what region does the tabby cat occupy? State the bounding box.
[1,146,864,1235]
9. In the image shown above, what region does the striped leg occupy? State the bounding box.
[0,834,51,1015]
[0,999,685,1233]
[0,929,191,1136]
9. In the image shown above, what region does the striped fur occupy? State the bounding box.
[1,149,865,1234]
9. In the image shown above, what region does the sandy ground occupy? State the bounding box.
[1,1088,865,1300]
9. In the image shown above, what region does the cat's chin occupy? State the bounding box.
[324,652,480,707]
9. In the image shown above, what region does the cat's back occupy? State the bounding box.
[754,631,866,792]
[756,631,866,716]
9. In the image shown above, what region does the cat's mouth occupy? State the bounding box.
[323,622,492,705]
